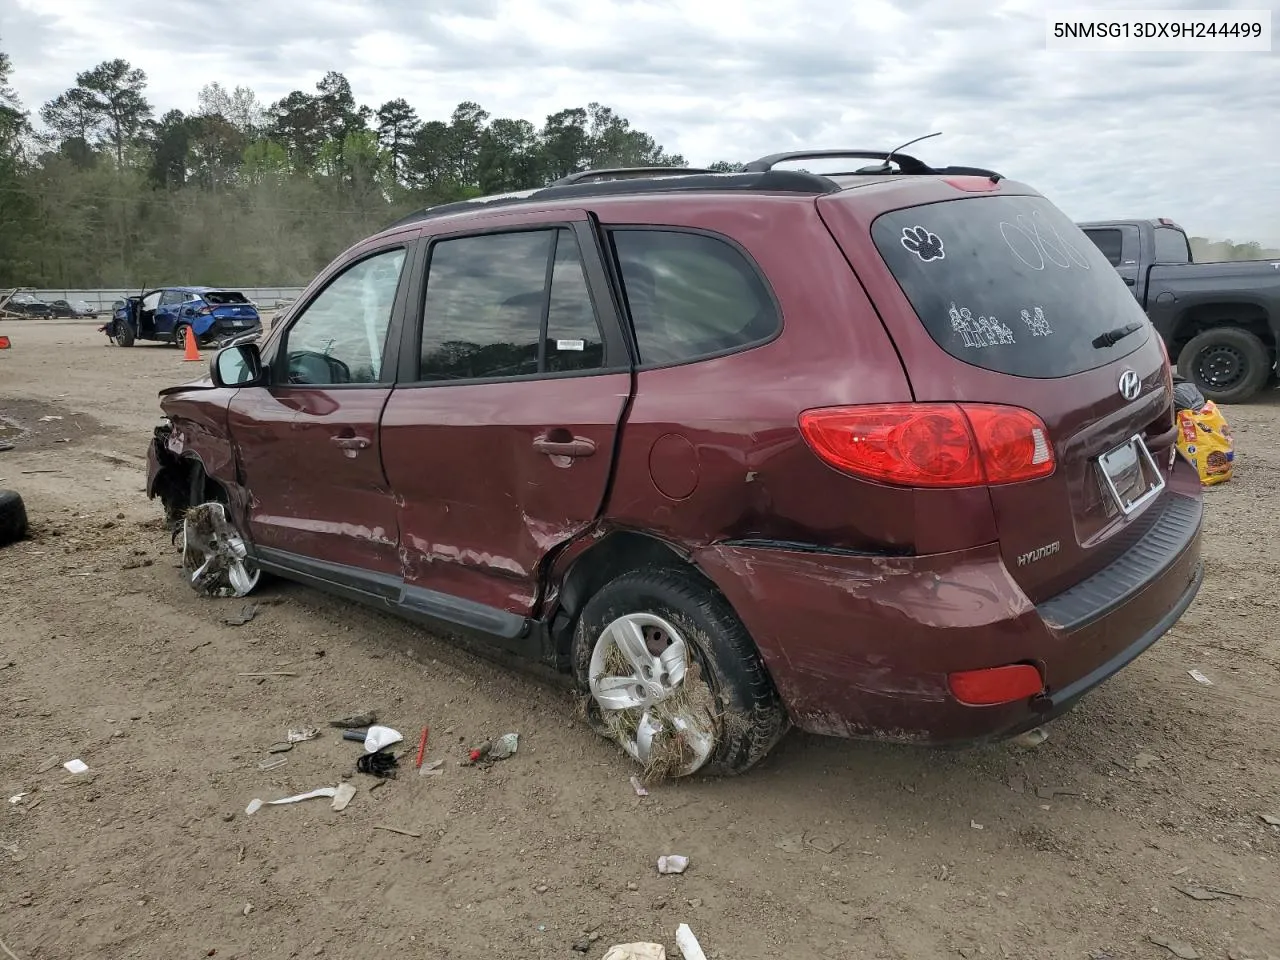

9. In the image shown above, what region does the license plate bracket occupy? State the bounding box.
[1097,434,1164,517]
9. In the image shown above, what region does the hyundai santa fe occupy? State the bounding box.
[146,150,1204,778]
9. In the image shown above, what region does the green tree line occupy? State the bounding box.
[0,45,737,288]
[1,43,1274,289]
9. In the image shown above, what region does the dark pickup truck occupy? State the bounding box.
[1079,217,1280,402]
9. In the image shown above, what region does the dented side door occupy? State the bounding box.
[380,211,633,635]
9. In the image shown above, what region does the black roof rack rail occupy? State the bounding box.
[745,149,933,175]
[383,169,844,230]
[743,149,1004,181]
[551,166,720,185]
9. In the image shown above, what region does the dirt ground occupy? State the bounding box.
[2,317,1278,960]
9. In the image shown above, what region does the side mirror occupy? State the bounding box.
[211,342,266,388]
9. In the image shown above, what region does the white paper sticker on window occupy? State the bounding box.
[556,339,585,351]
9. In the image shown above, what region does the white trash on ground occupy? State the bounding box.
[363,725,403,753]
[657,855,689,875]
[601,945,665,960]
[675,923,708,960]
[245,787,338,815]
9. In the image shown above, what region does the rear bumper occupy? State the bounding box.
[204,318,262,342]
[694,467,1204,745]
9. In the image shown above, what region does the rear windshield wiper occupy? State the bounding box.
[1093,322,1143,349]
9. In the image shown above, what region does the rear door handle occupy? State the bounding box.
[532,436,596,458]
[331,435,372,450]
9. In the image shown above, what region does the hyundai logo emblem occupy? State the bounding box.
[1118,369,1141,401]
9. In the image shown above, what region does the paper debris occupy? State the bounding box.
[287,726,319,743]
[489,732,519,760]
[331,783,357,812]
[245,787,338,815]
[601,945,666,960]
[675,923,708,960]
[1187,669,1213,686]
[658,855,689,875]
[63,759,89,774]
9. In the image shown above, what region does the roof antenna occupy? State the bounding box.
[857,131,942,174]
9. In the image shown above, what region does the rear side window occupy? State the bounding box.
[419,227,604,381]
[1083,229,1124,266]
[872,195,1152,379]
[1154,226,1191,264]
[609,229,779,366]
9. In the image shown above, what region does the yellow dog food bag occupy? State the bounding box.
[1175,399,1234,486]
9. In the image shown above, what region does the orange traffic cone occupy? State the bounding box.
[182,325,202,362]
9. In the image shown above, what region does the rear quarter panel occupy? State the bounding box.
[589,194,936,552]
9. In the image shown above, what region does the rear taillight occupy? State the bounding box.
[1155,332,1174,393]
[798,403,1055,488]
[199,305,213,316]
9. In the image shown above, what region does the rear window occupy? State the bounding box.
[872,195,1151,379]
[1153,226,1191,264]
[1083,228,1124,266]
[204,291,249,305]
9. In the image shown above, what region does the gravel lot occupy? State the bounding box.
[2,317,1278,960]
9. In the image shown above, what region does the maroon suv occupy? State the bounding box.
[147,150,1204,777]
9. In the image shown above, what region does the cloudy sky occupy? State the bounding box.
[3,0,1277,244]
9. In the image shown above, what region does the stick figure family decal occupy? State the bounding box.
[948,303,1056,349]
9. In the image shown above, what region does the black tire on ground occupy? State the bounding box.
[115,320,135,347]
[1177,327,1271,404]
[173,323,190,349]
[0,488,29,547]
[571,565,789,777]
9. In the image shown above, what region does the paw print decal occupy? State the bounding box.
[900,225,945,262]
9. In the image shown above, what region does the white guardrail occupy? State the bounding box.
[17,287,307,314]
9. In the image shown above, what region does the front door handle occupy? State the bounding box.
[331,435,372,450]
[532,436,596,458]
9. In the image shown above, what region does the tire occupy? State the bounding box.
[0,489,29,547]
[571,566,788,778]
[173,323,190,349]
[115,320,135,347]
[1178,327,1270,404]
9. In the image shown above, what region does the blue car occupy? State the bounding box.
[107,286,262,348]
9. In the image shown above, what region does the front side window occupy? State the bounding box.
[419,227,604,381]
[609,229,779,366]
[283,247,406,385]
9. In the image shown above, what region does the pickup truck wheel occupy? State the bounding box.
[0,489,29,547]
[571,566,788,779]
[1178,327,1270,404]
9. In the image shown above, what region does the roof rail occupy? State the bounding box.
[551,166,720,185]
[744,149,933,175]
[743,149,1004,181]
[383,169,844,230]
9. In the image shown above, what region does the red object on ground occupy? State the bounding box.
[414,726,429,769]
